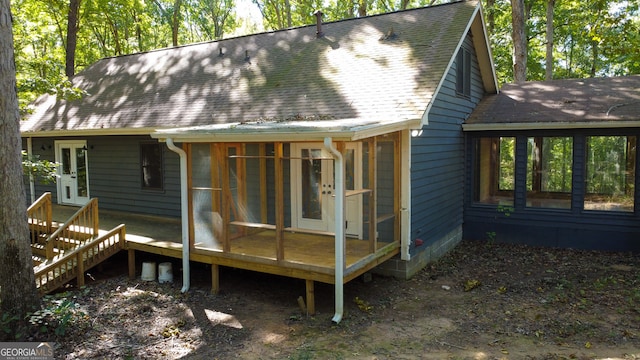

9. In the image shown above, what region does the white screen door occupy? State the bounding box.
[55,141,90,205]
[290,143,362,238]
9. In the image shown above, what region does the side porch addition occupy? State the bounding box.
[127,133,402,315]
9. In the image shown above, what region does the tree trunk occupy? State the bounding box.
[284,0,291,28]
[486,0,495,34]
[545,0,554,80]
[65,0,80,77]
[510,0,527,82]
[358,0,367,17]
[0,0,41,332]
[172,0,182,46]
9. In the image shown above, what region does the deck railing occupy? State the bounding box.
[27,192,53,247]
[44,198,100,260]
[34,224,126,295]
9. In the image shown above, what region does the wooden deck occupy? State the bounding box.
[127,230,399,284]
[52,204,400,315]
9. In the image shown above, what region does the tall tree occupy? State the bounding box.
[544,0,554,80]
[172,0,182,46]
[510,0,527,82]
[0,0,41,333]
[65,0,80,77]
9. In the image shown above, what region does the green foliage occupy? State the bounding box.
[482,0,640,83]
[28,292,88,337]
[0,313,19,336]
[22,151,59,185]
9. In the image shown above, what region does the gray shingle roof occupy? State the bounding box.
[22,1,483,136]
[464,75,640,130]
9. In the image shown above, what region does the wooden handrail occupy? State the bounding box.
[34,224,126,295]
[27,192,52,245]
[44,198,100,260]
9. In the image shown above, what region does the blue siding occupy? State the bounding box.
[409,34,484,255]
[23,136,181,218]
[464,129,640,252]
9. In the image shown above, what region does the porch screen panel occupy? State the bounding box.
[376,141,395,243]
[584,136,635,212]
[191,143,221,250]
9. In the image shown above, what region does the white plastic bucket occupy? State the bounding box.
[158,262,173,283]
[141,261,156,281]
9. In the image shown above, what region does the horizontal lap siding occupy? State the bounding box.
[88,136,181,217]
[24,136,181,218]
[410,34,483,255]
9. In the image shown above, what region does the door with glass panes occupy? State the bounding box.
[290,143,362,238]
[55,141,90,205]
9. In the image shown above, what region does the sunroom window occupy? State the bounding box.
[474,137,515,205]
[584,136,636,212]
[526,136,573,209]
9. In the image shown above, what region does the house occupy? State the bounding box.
[463,76,640,251]
[21,0,497,320]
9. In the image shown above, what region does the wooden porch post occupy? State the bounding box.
[211,264,220,294]
[128,249,135,279]
[218,143,231,252]
[368,138,377,253]
[305,279,315,315]
[259,144,268,224]
[274,142,284,260]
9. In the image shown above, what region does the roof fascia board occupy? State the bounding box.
[152,119,422,143]
[470,4,499,94]
[462,121,640,131]
[21,128,159,137]
[420,2,497,127]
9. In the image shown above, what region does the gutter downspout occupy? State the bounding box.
[166,138,190,293]
[324,137,345,324]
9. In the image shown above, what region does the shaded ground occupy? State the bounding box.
[37,240,640,359]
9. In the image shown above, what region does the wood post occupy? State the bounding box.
[305,279,315,315]
[211,264,220,294]
[128,248,136,279]
[77,252,85,287]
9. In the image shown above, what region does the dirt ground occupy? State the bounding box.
[39,240,639,359]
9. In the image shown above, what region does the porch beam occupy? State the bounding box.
[274,142,285,260]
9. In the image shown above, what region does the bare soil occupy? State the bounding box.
[39,240,640,359]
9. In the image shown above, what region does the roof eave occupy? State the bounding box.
[152,119,422,143]
[21,127,162,137]
[462,120,640,131]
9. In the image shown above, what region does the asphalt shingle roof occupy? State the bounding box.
[464,75,640,130]
[22,1,481,135]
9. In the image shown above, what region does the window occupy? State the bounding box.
[141,143,163,190]
[474,137,515,205]
[456,48,471,97]
[584,136,636,212]
[526,137,573,209]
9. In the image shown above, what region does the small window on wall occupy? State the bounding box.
[584,136,636,212]
[526,137,573,209]
[456,48,471,97]
[141,143,163,190]
[474,137,515,205]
